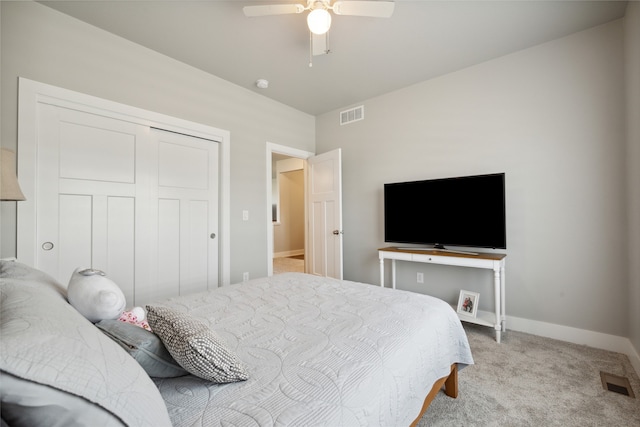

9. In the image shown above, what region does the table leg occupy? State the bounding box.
[494,268,501,343]
[501,264,506,332]
[379,257,385,288]
[391,259,397,290]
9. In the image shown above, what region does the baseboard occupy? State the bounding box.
[274,249,304,259]
[629,344,640,379]
[507,315,640,377]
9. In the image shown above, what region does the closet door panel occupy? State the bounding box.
[35,104,63,279]
[59,122,135,183]
[159,142,208,190]
[157,198,181,301]
[106,196,136,305]
[57,194,92,284]
[183,200,209,295]
[150,129,219,301]
[35,104,144,297]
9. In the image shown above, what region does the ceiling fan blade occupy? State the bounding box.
[332,1,395,18]
[243,4,305,17]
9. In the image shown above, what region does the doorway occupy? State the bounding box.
[273,167,305,274]
[266,143,314,276]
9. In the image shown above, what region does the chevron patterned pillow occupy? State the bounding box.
[146,305,249,383]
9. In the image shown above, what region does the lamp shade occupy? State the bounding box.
[1,148,26,201]
[307,8,331,35]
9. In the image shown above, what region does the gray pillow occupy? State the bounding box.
[146,305,249,383]
[0,261,172,427]
[96,320,188,378]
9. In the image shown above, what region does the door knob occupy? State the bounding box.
[332,230,343,235]
[42,242,54,251]
[210,233,216,239]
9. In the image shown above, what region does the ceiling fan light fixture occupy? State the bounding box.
[307,8,331,35]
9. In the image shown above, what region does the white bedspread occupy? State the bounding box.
[153,273,474,426]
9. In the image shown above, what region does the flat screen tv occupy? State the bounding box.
[384,173,506,250]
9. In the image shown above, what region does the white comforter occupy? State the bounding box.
[153,273,474,426]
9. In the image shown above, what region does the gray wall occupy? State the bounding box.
[0,1,315,283]
[624,3,640,354]
[316,20,629,337]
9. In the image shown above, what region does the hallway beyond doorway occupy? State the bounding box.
[273,255,304,274]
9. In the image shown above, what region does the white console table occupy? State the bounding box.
[378,247,506,343]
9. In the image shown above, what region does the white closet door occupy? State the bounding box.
[145,129,219,303]
[18,79,230,303]
[35,103,147,303]
[33,106,219,307]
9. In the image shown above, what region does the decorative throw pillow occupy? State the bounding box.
[96,320,188,378]
[146,305,249,383]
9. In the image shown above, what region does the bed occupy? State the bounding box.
[0,260,473,426]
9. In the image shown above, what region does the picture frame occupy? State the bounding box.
[457,290,480,318]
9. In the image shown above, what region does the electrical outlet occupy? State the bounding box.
[417,272,424,284]
[243,272,249,282]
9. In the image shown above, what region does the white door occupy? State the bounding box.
[28,104,219,306]
[307,148,343,279]
[35,104,148,303]
[145,129,219,303]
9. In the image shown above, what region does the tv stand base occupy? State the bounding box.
[378,247,506,343]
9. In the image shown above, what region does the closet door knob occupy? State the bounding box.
[210,233,216,239]
[42,242,54,251]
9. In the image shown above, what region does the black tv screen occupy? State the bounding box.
[384,173,506,250]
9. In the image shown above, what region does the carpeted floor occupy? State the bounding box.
[273,256,305,274]
[419,323,640,426]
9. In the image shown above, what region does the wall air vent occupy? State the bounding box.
[340,105,364,125]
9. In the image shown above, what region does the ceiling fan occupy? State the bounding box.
[243,1,395,65]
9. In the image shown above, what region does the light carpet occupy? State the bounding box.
[273,256,305,274]
[419,323,640,426]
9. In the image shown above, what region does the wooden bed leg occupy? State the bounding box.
[444,364,458,398]
[409,364,459,427]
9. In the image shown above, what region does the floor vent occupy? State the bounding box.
[600,371,635,398]
[340,105,364,125]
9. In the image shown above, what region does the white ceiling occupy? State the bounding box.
[40,0,628,116]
